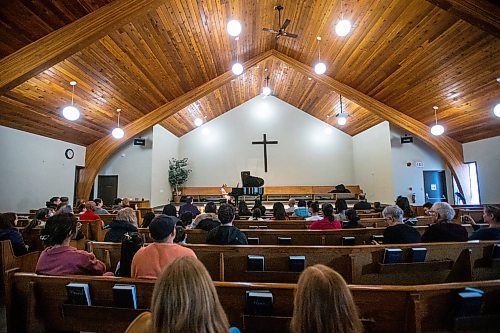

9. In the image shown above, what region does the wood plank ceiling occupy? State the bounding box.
[0,0,498,145]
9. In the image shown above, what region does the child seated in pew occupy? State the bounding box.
[291,264,363,333]
[125,256,241,333]
[36,213,112,276]
[343,209,366,229]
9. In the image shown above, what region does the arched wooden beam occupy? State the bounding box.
[271,50,470,199]
[76,50,274,199]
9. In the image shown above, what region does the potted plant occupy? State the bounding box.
[168,158,192,203]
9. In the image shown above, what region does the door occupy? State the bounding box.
[423,171,448,203]
[97,175,118,207]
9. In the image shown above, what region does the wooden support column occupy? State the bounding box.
[272,51,471,199]
[76,51,273,199]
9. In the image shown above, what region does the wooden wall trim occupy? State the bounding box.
[0,0,166,95]
[271,50,470,198]
[76,50,274,199]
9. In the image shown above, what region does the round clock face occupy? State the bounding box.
[65,148,74,159]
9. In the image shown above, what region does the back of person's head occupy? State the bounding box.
[382,205,404,222]
[252,208,262,219]
[85,201,97,212]
[431,202,455,221]
[173,226,186,243]
[35,208,51,221]
[151,256,230,333]
[179,212,193,227]
[423,202,433,209]
[50,196,60,204]
[114,198,122,206]
[94,198,103,206]
[122,198,130,206]
[117,207,138,226]
[310,201,320,214]
[118,232,144,277]
[60,196,69,204]
[288,198,296,207]
[205,202,217,214]
[149,215,176,242]
[307,200,313,208]
[141,212,156,228]
[485,205,500,223]
[345,209,360,223]
[0,212,16,229]
[238,201,251,215]
[335,199,348,213]
[273,202,287,220]
[297,200,307,208]
[186,196,194,204]
[322,204,334,221]
[373,202,381,209]
[218,203,235,225]
[162,204,177,217]
[291,265,362,333]
[359,193,366,201]
[396,196,410,210]
[77,203,86,213]
[41,213,77,246]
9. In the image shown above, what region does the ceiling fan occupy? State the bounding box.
[262,5,298,40]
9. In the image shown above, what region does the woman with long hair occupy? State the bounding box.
[272,202,289,220]
[291,265,363,333]
[467,205,500,240]
[309,204,341,230]
[126,256,240,333]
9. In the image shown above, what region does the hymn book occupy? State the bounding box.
[112,284,138,309]
[247,255,265,271]
[410,247,427,263]
[246,290,274,315]
[66,282,92,306]
[383,248,403,264]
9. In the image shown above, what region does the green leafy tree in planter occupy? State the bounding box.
[168,158,192,196]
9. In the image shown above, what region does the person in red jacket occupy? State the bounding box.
[309,203,341,230]
[79,201,101,221]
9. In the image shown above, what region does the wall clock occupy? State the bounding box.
[65,148,74,160]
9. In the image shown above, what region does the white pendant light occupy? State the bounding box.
[62,81,80,121]
[262,76,271,96]
[314,36,327,75]
[112,108,125,139]
[227,20,242,37]
[194,118,203,126]
[232,62,243,75]
[430,106,444,136]
[494,103,500,117]
[336,95,348,125]
[335,0,352,37]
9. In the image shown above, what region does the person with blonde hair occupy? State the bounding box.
[125,256,240,333]
[291,265,363,333]
[104,207,138,243]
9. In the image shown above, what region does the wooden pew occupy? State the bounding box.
[7,272,500,333]
[88,241,500,285]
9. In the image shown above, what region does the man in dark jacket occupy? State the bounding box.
[206,204,248,245]
[353,193,372,210]
[178,197,200,217]
[381,205,421,244]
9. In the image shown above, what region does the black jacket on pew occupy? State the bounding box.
[206,225,248,245]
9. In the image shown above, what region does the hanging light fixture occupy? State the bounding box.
[112,108,125,139]
[62,81,80,121]
[262,76,271,96]
[336,95,348,125]
[314,36,327,75]
[231,36,244,75]
[430,106,444,136]
[494,103,500,118]
[335,0,352,36]
[194,118,203,126]
[227,20,242,37]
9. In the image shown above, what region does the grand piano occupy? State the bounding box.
[229,171,264,206]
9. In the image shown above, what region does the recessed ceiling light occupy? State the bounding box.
[494,103,500,117]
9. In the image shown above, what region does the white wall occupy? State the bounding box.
[96,129,153,201]
[178,96,354,187]
[0,125,85,212]
[352,122,395,204]
[389,125,454,205]
[463,136,500,204]
[151,125,179,207]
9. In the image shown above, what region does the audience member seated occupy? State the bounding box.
[343,209,366,229]
[179,196,200,217]
[237,200,252,217]
[131,215,196,279]
[272,202,289,220]
[309,204,341,230]
[396,195,414,218]
[380,205,421,244]
[141,212,156,228]
[115,232,144,277]
[192,202,221,231]
[104,208,139,243]
[125,257,241,333]
[77,202,86,214]
[251,199,266,216]
[93,198,109,214]
[122,197,137,210]
[290,264,363,333]
[373,201,384,213]
[206,204,248,245]
[285,198,296,214]
[305,201,322,221]
[161,203,180,224]
[174,226,187,244]
[422,202,468,242]
[79,201,101,221]
[56,196,72,214]
[353,193,371,210]
[0,213,28,256]
[422,202,433,215]
[46,196,61,210]
[111,198,123,211]
[294,199,311,217]
[179,212,193,228]
[26,207,53,230]
[248,208,264,221]
[334,199,348,221]
[36,214,108,276]
[467,205,500,241]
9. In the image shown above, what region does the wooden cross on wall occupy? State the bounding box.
[252,134,278,173]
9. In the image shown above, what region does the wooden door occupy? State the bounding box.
[97,175,118,207]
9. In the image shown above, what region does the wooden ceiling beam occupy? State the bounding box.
[425,0,500,38]
[0,0,166,95]
[271,50,471,198]
[76,50,274,199]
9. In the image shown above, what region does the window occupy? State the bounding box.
[452,162,480,204]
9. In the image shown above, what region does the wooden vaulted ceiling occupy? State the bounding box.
[0,0,499,146]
